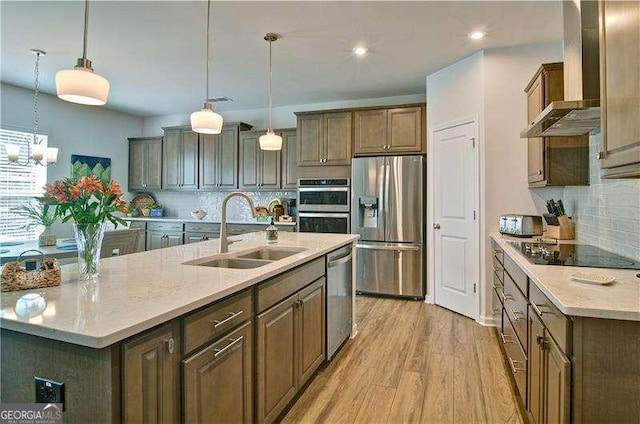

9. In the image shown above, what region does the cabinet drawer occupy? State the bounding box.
[184,290,253,354]
[504,254,527,296]
[492,240,504,268]
[503,273,527,352]
[502,310,527,402]
[493,270,504,298]
[148,222,183,232]
[185,222,220,233]
[185,232,219,244]
[256,257,325,313]
[492,288,503,332]
[128,221,147,230]
[529,281,571,353]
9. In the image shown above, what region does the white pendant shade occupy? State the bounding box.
[46,147,59,164]
[55,67,109,106]
[5,144,20,162]
[259,130,283,151]
[191,107,223,134]
[31,143,45,162]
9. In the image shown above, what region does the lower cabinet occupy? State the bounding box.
[122,321,181,424]
[147,232,183,250]
[182,321,253,424]
[256,277,326,424]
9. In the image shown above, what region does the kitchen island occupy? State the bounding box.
[1,232,358,423]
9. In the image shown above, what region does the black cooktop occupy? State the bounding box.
[507,241,640,270]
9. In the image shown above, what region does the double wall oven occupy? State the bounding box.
[297,178,350,234]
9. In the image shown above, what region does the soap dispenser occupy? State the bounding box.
[266,218,278,244]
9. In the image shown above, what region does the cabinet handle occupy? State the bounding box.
[493,283,503,290]
[510,308,524,321]
[500,333,515,344]
[531,302,547,317]
[165,337,175,354]
[536,335,544,346]
[537,170,543,175]
[508,357,526,374]
[213,336,244,358]
[503,293,514,301]
[212,311,244,329]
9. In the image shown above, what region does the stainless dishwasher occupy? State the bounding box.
[326,244,353,360]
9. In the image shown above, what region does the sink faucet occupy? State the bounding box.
[219,192,257,253]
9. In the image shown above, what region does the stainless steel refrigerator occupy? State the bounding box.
[351,155,425,299]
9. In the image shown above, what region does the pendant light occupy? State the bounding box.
[6,49,59,166]
[55,0,109,106]
[259,33,283,151]
[191,0,223,134]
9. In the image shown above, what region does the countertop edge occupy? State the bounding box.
[0,236,358,348]
[490,233,640,321]
[125,217,297,226]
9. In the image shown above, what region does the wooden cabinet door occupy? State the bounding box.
[183,322,253,424]
[239,132,260,190]
[261,148,281,189]
[165,233,183,248]
[324,112,352,165]
[298,278,325,387]
[219,126,239,189]
[162,130,181,190]
[199,133,219,190]
[256,293,299,424]
[527,308,545,424]
[129,139,145,191]
[146,139,163,190]
[388,107,423,152]
[146,232,164,251]
[181,131,199,190]
[354,109,388,154]
[297,114,324,166]
[544,335,571,424]
[281,130,298,189]
[599,1,640,173]
[527,74,545,184]
[122,321,180,424]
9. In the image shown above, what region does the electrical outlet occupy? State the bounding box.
[35,377,64,409]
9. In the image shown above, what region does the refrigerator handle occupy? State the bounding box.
[383,158,390,240]
[378,158,386,237]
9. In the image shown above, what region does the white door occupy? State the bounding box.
[433,120,478,319]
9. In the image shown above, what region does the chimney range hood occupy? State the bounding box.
[521,1,601,138]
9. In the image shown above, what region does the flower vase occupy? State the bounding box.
[38,226,56,247]
[73,223,106,280]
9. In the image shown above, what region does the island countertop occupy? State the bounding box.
[0,232,358,348]
[491,233,640,321]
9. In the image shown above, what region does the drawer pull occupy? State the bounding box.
[213,336,244,358]
[508,357,526,374]
[503,294,514,301]
[500,333,515,344]
[165,337,175,354]
[493,283,503,290]
[213,310,244,329]
[510,309,525,321]
[531,302,547,317]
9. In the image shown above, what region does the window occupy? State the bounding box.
[0,128,48,241]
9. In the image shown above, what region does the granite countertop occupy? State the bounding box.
[491,233,640,321]
[125,216,297,226]
[0,232,358,348]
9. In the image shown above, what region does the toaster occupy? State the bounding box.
[499,214,543,237]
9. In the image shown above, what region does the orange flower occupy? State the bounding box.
[107,181,123,197]
[69,183,82,200]
[78,175,104,194]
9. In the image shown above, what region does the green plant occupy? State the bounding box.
[14,200,58,229]
[41,175,129,227]
[143,202,162,210]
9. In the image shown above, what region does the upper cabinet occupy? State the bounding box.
[128,137,162,191]
[524,63,589,187]
[599,1,640,178]
[239,130,281,190]
[354,105,425,155]
[296,112,352,166]
[280,129,298,189]
[200,123,251,190]
[162,128,199,191]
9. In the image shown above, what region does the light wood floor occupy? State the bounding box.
[281,296,525,424]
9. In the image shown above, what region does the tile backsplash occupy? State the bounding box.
[563,133,640,261]
[149,190,296,222]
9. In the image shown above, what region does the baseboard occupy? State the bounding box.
[424,294,434,304]
[478,314,498,326]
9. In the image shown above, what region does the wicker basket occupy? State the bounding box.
[1,250,61,292]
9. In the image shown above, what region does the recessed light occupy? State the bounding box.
[468,31,486,40]
[352,46,368,57]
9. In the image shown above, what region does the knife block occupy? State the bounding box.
[547,215,574,240]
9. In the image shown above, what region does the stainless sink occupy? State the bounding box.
[195,258,273,269]
[237,247,306,261]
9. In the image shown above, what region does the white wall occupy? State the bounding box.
[1,83,144,186]
[143,93,426,136]
[1,82,144,236]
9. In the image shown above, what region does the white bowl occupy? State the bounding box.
[191,211,207,220]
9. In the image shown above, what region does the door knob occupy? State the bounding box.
[433,223,441,229]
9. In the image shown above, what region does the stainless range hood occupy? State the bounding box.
[521,0,601,138]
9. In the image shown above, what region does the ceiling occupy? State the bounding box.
[1,1,563,117]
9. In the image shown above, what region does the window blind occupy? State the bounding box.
[0,128,48,241]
